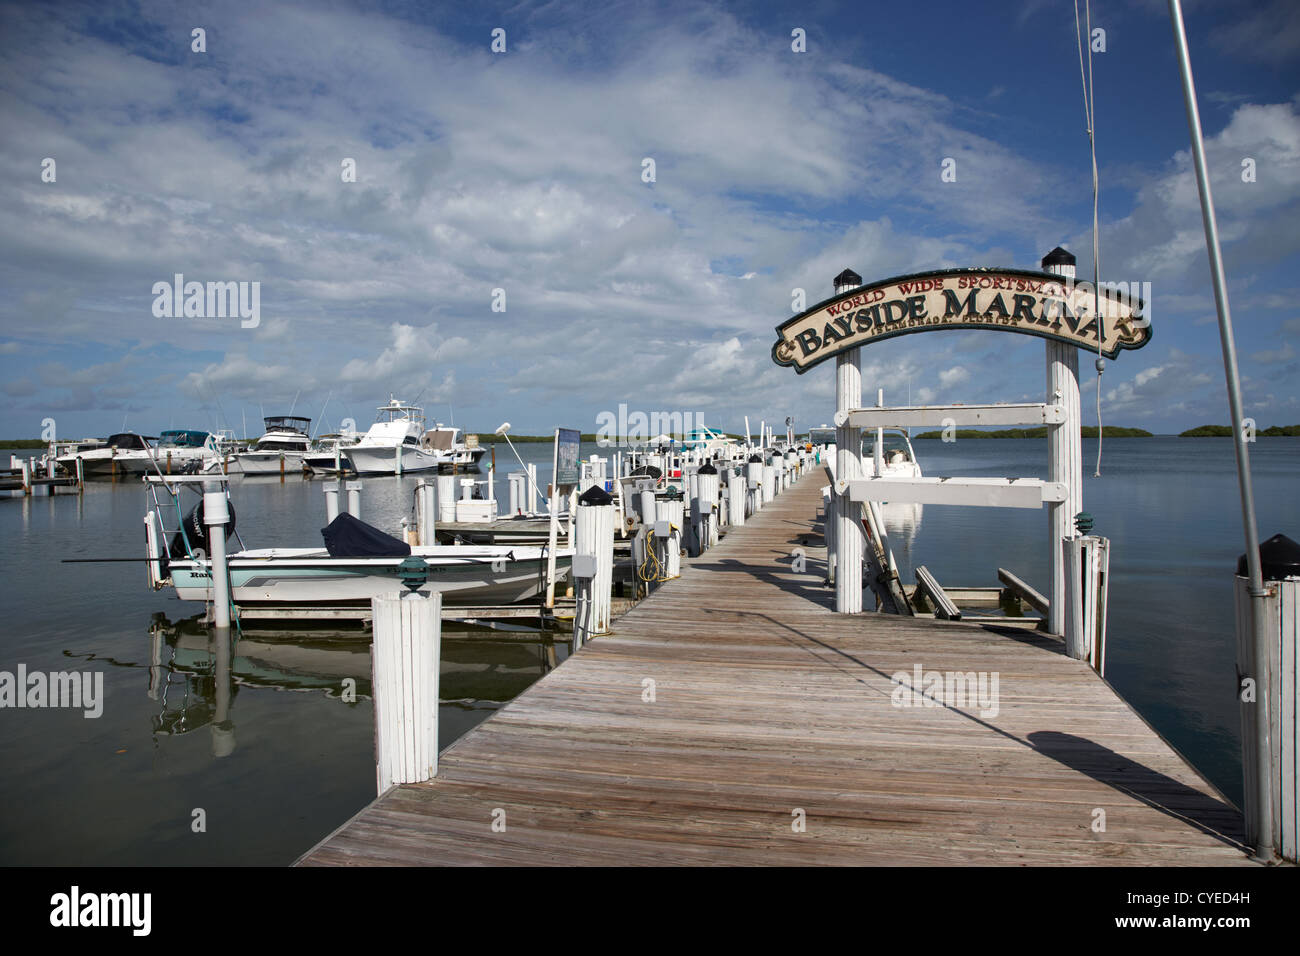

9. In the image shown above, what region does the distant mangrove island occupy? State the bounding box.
[912,424,1299,439]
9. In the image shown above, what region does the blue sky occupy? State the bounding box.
[1,0,1297,439]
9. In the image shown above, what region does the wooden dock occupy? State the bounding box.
[299,469,1252,866]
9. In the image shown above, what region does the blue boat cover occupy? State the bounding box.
[321,512,412,558]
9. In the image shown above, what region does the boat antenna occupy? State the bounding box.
[311,391,332,439]
[1074,0,1105,476]
[287,387,302,417]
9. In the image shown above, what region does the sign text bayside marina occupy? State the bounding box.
[772,268,1151,373]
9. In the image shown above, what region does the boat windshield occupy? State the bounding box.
[863,432,915,463]
[107,433,150,450]
[263,416,311,435]
[159,430,211,448]
[807,426,835,446]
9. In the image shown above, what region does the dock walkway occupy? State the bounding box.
[300,470,1250,865]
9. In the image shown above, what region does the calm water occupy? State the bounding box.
[1,437,1296,864]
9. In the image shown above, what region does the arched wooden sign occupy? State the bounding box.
[771,267,1152,374]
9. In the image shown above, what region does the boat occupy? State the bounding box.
[422,424,486,470]
[346,398,444,475]
[303,433,361,474]
[863,429,922,478]
[58,432,157,478]
[680,426,742,462]
[153,430,224,474]
[227,416,312,475]
[142,476,570,610]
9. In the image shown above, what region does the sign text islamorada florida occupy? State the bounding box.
[771,269,1152,373]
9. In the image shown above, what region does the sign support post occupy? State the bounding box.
[834,269,865,614]
[1042,247,1083,638]
[546,427,581,608]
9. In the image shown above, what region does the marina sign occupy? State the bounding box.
[771,268,1152,374]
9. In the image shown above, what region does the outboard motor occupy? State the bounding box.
[170,498,237,558]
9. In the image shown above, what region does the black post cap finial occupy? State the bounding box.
[1041,246,1076,269]
[834,268,862,289]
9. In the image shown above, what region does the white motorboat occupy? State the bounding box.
[142,476,571,610]
[680,426,742,462]
[863,429,923,478]
[303,433,361,474]
[58,432,157,478]
[422,424,486,470]
[153,430,224,474]
[347,398,443,475]
[228,416,312,475]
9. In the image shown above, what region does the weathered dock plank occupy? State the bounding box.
[299,470,1251,866]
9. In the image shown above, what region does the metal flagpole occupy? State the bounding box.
[1167,0,1274,862]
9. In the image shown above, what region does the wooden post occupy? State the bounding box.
[371,589,441,794]
[834,269,865,614]
[1042,248,1083,637]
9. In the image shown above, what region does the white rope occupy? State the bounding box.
[1076,0,1105,477]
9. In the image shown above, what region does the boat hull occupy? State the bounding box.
[230,452,307,475]
[347,445,443,475]
[168,548,570,606]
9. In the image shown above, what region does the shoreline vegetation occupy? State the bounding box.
[913,424,1299,439]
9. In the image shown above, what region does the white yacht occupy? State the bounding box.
[347,398,443,475]
[58,432,157,478]
[229,416,312,475]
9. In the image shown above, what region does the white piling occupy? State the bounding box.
[1234,537,1300,862]
[346,480,362,519]
[697,465,720,549]
[324,481,340,523]
[1043,249,1083,637]
[834,269,865,614]
[727,468,745,527]
[763,462,776,504]
[416,480,437,546]
[660,496,684,578]
[203,481,232,630]
[371,589,441,794]
[746,458,763,514]
[1065,535,1110,672]
[573,489,615,646]
[436,475,456,523]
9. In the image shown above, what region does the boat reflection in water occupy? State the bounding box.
[145,613,570,756]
